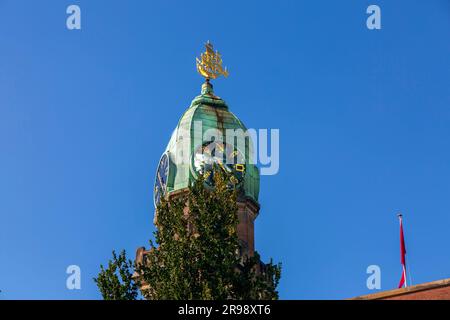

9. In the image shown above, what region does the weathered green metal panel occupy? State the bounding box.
[164,83,260,203]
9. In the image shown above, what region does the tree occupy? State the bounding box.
[94,250,139,300]
[95,170,281,300]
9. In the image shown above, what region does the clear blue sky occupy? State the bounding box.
[1,0,449,299]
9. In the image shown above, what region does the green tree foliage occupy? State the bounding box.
[94,250,139,300]
[96,170,281,300]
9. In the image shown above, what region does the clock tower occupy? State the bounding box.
[136,42,260,263]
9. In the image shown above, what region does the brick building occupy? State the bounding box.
[351,278,450,300]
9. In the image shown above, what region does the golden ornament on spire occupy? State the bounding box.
[196,41,229,80]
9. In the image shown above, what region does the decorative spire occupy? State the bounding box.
[196,41,229,81]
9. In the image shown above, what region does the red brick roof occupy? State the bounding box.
[350,278,450,300]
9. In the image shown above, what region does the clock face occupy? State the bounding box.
[154,153,169,207]
[191,141,246,187]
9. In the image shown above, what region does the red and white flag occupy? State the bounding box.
[398,214,407,288]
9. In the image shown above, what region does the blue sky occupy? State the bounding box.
[1,0,449,299]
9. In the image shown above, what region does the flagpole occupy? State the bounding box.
[404,265,408,288]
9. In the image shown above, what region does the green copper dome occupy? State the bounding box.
[162,82,260,203]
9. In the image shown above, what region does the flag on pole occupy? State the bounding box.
[398,214,407,288]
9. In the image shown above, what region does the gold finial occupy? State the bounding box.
[196,41,229,80]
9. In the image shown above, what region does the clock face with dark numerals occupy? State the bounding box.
[191,141,246,187]
[154,153,169,207]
